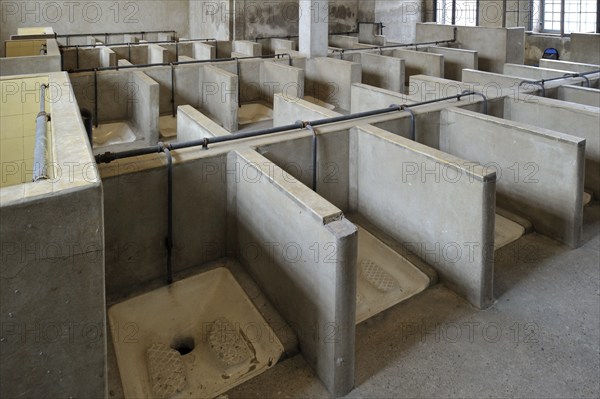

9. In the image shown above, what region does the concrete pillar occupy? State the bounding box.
[299,0,329,58]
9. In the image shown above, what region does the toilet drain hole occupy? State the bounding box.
[171,337,195,356]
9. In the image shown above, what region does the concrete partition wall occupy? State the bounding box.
[571,33,600,65]
[143,64,200,114]
[100,47,116,67]
[408,75,473,100]
[270,38,296,52]
[359,53,405,93]
[111,45,148,65]
[260,60,305,101]
[415,23,524,73]
[200,65,239,131]
[232,40,262,56]
[462,69,525,92]
[305,57,361,111]
[351,83,417,113]
[387,49,444,84]
[539,59,600,73]
[102,153,229,299]
[193,42,216,60]
[176,104,230,141]
[503,63,584,80]
[427,46,478,81]
[440,108,585,247]
[129,71,159,144]
[273,93,340,126]
[329,35,359,49]
[70,71,130,123]
[557,86,600,108]
[503,96,600,197]
[148,44,171,64]
[228,149,357,396]
[349,124,496,308]
[61,47,102,71]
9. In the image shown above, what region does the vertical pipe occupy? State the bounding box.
[307,125,318,191]
[163,146,174,284]
[560,0,565,35]
[33,84,49,182]
[175,42,179,61]
[400,105,416,141]
[94,69,99,127]
[128,43,131,62]
[76,45,79,69]
[235,58,241,107]
[170,63,176,117]
[451,0,457,24]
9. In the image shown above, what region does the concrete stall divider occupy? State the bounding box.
[129,71,160,144]
[359,53,405,93]
[99,47,116,68]
[148,44,170,64]
[426,46,478,81]
[200,65,239,131]
[415,23,524,73]
[305,57,361,111]
[556,86,600,108]
[349,124,496,309]
[272,92,340,127]
[384,48,444,85]
[503,96,600,198]
[227,149,357,397]
[539,59,600,74]
[440,107,585,248]
[193,42,216,60]
[232,40,262,56]
[176,104,230,141]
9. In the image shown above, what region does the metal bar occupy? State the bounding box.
[235,58,241,107]
[163,146,173,284]
[60,38,218,49]
[451,0,457,24]
[399,105,416,141]
[76,45,79,69]
[69,53,292,74]
[171,63,176,117]
[327,37,457,54]
[33,84,49,182]
[56,29,176,39]
[95,92,491,164]
[93,69,99,127]
[307,125,318,191]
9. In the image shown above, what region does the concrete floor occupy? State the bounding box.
[224,203,600,398]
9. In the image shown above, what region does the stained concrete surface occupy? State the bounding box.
[225,203,600,398]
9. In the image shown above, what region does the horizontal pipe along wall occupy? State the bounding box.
[227,149,357,397]
[503,96,600,198]
[439,107,585,248]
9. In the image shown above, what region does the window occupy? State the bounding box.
[541,0,598,33]
[436,0,478,26]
